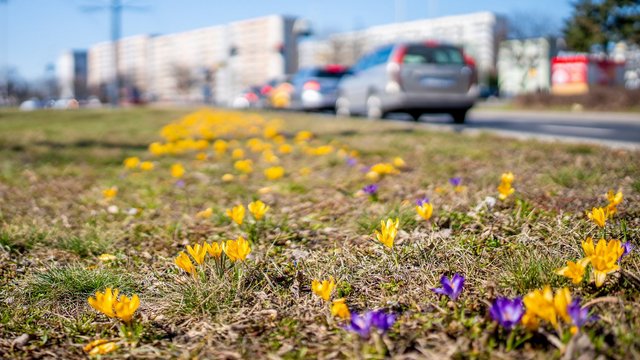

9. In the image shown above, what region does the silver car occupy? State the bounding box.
[336,42,479,123]
[289,65,348,111]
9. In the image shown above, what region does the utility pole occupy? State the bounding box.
[0,0,8,103]
[81,0,147,107]
[110,0,121,107]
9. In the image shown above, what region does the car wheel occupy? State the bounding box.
[450,109,468,124]
[366,94,383,120]
[336,96,351,117]
[408,111,423,122]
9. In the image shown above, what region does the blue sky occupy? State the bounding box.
[0,0,573,79]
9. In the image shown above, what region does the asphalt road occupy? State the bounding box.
[402,109,640,149]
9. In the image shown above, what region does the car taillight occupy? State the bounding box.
[386,45,407,93]
[260,85,273,95]
[303,80,321,91]
[324,64,346,73]
[462,52,478,87]
[464,54,476,68]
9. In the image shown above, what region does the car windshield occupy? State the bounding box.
[403,45,464,65]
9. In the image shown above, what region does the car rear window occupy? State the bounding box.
[403,45,464,65]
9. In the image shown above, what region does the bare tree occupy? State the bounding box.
[508,11,560,40]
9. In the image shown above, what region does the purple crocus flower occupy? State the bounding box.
[368,310,396,332]
[620,241,634,260]
[344,310,396,338]
[567,298,597,329]
[416,197,430,207]
[175,179,185,188]
[362,184,378,195]
[489,297,524,329]
[449,177,462,187]
[432,273,465,301]
[346,157,358,167]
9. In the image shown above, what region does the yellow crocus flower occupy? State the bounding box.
[186,243,207,265]
[102,187,118,200]
[262,150,280,164]
[606,189,623,206]
[331,298,351,320]
[123,156,140,169]
[221,173,235,182]
[521,310,539,330]
[175,251,195,275]
[88,288,119,318]
[226,204,245,225]
[196,207,213,219]
[501,172,514,184]
[114,294,140,323]
[497,181,514,200]
[591,239,623,287]
[234,159,253,174]
[148,142,165,156]
[139,161,154,171]
[587,207,606,228]
[87,341,118,355]
[553,288,572,323]
[278,143,293,154]
[556,259,589,284]
[248,200,270,220]
[375,218,400,249]
[213,139,228,155]
[295,130,313,142]
[264,166,285,180]
[195,152,207,161]
[205,242,223,258]
[311,276,335,301]
[223,236,251,262]
[171,163,185,178]
[231,148,245,160]
[416,202,433,221]
[370,163,398,176]
[393,157,407,169]
[523,286,557,327]
[83,339,110,353]
[365,171,380,182]
[582,237,595,257]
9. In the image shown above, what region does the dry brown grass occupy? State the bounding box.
[0,108,639,359]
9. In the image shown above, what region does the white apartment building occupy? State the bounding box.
[300,12,508,82]
[87,15,300,104]
[56,50,88,99]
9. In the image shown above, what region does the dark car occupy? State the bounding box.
[289,65,349,111]
[335,41,479,123]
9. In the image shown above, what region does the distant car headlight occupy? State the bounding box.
[302,89,322,103]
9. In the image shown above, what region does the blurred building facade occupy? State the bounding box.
[87,15,299,105]
[56,50,88,99]
[299,12,508,83]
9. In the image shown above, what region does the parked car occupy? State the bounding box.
[335,42,479,123]
[289,65,349,111]
[231,86,262,109]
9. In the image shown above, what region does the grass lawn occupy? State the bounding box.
[0,107,639,359]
